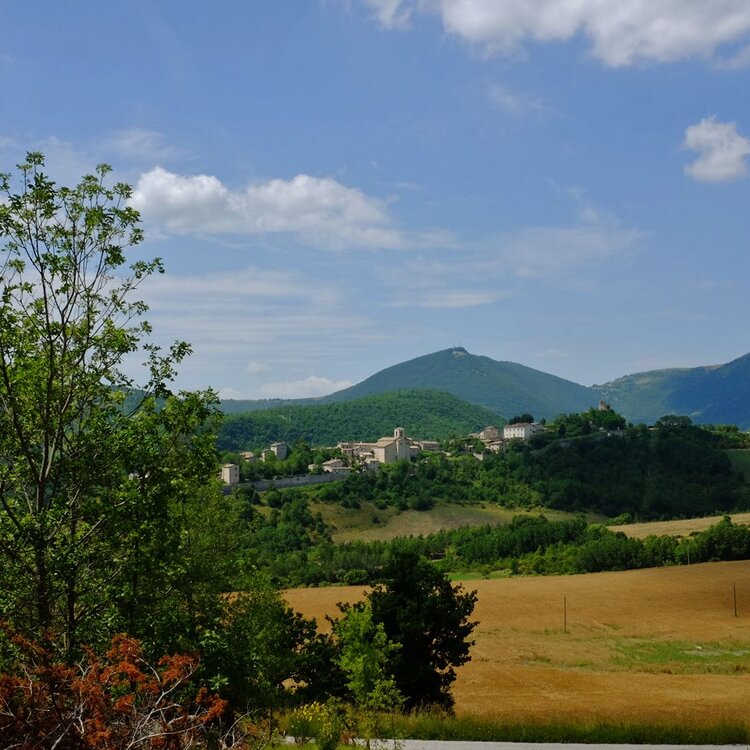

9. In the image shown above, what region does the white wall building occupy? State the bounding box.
[503,422,544,441]
[270,442,288,460]
[221,463,240,485]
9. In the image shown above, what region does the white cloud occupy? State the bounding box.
[361,0,750,67]
[140,266,336,308]
[258,376,353,399]
[683,116,750,182]
[394,287,501,308]
[102,128,184,163]
[499,224,641,279]
[488,83,548,116]
[363,0,413,28]
[246,361,271,375]
[131,166,422,249]
[412,289,500,308]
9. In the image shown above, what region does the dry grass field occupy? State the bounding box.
[313,500,596,543]
[286,560,750,727]
[610,511,750,539]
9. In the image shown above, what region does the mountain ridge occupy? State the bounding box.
[220,347,750,429]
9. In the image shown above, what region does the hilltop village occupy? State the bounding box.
[222,418,559,488]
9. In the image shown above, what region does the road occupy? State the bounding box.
[371,743,747,750]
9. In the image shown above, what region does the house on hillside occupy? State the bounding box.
[503,422,544,441]
[220,464,240,485]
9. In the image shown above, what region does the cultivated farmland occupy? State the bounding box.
[610,511,750,539]
[285,560,750,727]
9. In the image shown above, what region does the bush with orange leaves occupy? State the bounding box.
[0,628,251,749]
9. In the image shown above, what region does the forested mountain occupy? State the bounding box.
[217,389,502,451]
[600,352,750,429]
[220,348,750,429]
[321,347,598,419]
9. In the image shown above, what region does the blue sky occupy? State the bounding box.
[2,1,750,398]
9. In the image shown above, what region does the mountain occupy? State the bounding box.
[217,389,503,451]
[320,347,599,420]
[599,352,750,429]
[219,347,750,431]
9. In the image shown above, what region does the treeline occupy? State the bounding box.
[217,389,502,450]
[240,498,750,587]
[307,420,750,519]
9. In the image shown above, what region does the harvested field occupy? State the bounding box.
[285,560,750,727]
[610,511,750,539]
[313,500,591,544]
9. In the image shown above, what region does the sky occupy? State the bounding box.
[2,1,750,399]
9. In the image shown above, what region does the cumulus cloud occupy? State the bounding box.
[683,116,750,182]
[131,166,419,249]
[361,0,750,67]
[258,376,353,399]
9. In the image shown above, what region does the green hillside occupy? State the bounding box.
[219,396,315,414]
[219,348,750,429]
[599,352,750,429]
[322,347,600,420]
[217,389,502,451]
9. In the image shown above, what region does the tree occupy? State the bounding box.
[509,413,534,425]
[367,550,477,711]
[333,602,402,748]
[0,152,217,653]
[333,602,402,712]
[198,576,322,714]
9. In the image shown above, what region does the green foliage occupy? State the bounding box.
[198,576,321,713]
[333,602,402,713]
[0,154,327,724]
[0,153,222,653]
[286,701,344,750]
[386,711,750,744]
[304,420,748,521]
[218,390,502,451]
[367,550,477,711]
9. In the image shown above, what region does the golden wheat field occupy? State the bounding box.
[285,560,750,726]
[610,511,750,539]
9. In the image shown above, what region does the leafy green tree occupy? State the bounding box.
[333,602,402,747]
[367,550,477,711]
[333,602,402,712]
[198,575,321,714]
[509,413,534,425]
[0,153,218,652]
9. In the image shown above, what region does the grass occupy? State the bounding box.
[610,638,750,674]
[447,569,513,582]
[312,499,594,543]
[383,712,750,744]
